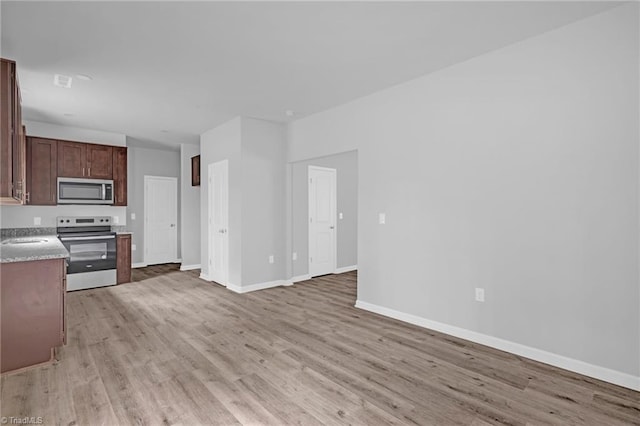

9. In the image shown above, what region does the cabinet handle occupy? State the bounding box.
[88,168,91,176]
[82,167,85,176]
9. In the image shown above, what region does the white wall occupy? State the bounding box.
[288,3,639,386]
[127,145,180,265]
[291,151,358,277]
[180,144,201,269]
[200,117,287,288]
[24,120,126,146]
[241,118,286,286]
[200,117,242,284]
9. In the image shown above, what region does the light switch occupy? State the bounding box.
[292,252,298,261]
[132,244,137,251]
[33,217,41,226]
[269,255,275,264]
[131,213,136,220]
[379,213,386,225]
[113,216,119,224]
[339,212,344,220]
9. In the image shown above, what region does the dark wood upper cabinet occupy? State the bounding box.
[26,137,57,205]
[58,141,113,179]
[57,141,86,178]
[1,58,26,204]
[113,146,127,206]
[86,144,113,179]
[24,138,127,205]
[191,155,200,186]
[0,60,12,198]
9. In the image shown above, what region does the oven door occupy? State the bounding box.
[58,234,116,274]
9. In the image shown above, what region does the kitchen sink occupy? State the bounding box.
[2,238,49,245]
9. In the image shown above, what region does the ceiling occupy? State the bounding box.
[1,1,619,146]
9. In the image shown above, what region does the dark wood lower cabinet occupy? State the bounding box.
[0,258,66,373]
[117,234,132,284]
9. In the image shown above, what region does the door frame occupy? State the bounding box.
[208,160,229,286]
[143,175,178,265]
[308,165,337,277]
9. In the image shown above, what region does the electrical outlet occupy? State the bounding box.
[113,216,119,224]
[33,217,41,226]
[379,213,386,225]
[131,213,136,220]
[475,288,485,302]
[269,255,274,264]
[132,244,137,251]
[292,252,297,261]
[339,212,343,220]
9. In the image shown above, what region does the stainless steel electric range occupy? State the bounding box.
[57,216,117,291]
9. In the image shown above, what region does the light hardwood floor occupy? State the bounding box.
[1,268,638,425]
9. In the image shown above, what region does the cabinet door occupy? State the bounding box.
[1,60,16,199]
[57,141,86,178]
[86,144,113,179]
[112,146,127,206]
[12,84,25,202]
[1,258,64,373]
[27,137,57,205]
[117,234,132,284]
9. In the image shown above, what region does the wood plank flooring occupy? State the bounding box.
[1,267,638,425]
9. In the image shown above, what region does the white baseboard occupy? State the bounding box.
[228,279,290,294]
[334,265,357,274]
[180,264,201,271]
[139,259,182,267]
[355,300,640,391]
[199,273,227,287]
[291,274,311,283]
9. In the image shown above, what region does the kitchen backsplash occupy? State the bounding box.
[0,205,127,228]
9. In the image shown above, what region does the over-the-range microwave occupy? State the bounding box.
[57,177,114,205]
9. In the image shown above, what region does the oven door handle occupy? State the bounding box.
[59,235,115,241]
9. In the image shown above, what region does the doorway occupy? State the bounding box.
[308,166,337,277]
[208,160,229,286]
[144,176,178,265]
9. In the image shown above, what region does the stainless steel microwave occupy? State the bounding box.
[57,178,114,205]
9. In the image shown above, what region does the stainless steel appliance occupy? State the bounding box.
[57,216,116,291]
[57,177,114,205]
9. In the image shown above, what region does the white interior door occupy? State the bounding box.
[144,176,178,265]
[209,160,229,285]
[309,166,337,277]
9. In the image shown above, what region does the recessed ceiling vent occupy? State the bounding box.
[54,74,73,89]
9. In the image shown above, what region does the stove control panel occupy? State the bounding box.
[56,216,112,227]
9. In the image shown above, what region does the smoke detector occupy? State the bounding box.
[54,74,72,89]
